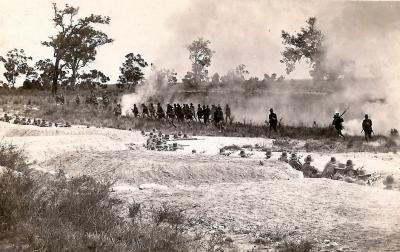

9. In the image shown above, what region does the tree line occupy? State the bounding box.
[0,4,348,93]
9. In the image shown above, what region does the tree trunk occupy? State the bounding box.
[71,67,78,87]
[52,57,60,95]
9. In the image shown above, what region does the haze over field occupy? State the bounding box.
[1,0,400,134]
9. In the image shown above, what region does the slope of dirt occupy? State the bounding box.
[41,150,303,185]
[117,179,400,251]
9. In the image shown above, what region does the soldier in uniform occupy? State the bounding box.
[332,112,345,138]
[142,104,149,118]
[301,155,319,178]
[203,105,210,124]
[278,151,289,162]
[344,160,355,177]
[225,104,232,124]
[149,103,156,118]
[166,104,174,119]
[157,103,165,119]
[269,108,278,132]
[190,103,196,121]
[322,157,337,179]
[362,114,373,141]
[289,153,302,171]
[197,104,203,122]
[132,104,139,117]
[176,104,183,121]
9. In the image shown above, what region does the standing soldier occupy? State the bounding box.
[142,104,149,118]
[362,114,373,141]
[157,103,165,119]
[132,104,139,117]
[203,105,210,124]
[197,104,203,122]
[176,104,183,121]
[190,103,196,121]
[268,108,278,132]
[225,104,232,124]
[149,103,156,118]
[211,105,216,123]
[166,104,174,120]
[332,112,345,138]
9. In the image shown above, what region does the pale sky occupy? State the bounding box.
[0,0,399,84]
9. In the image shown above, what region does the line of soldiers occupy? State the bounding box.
[130,103,232,125]
[277,151,374,183]
[0,113,71,127]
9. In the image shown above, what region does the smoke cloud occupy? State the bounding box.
[121,1,400,135]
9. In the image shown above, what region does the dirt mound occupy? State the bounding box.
[41,150,302,185]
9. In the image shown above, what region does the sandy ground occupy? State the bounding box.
[1,121,400,251]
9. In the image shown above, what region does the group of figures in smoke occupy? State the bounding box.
[124,103,233,126]
[332,111,374,141]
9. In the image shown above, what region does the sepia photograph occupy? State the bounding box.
[0,0,399,251]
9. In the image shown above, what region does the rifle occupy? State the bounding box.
[339,106,350,118]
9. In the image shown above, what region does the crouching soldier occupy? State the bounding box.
[288,153,302,171]
[322,157,337,179]
[301,155,320,178]
[278,151,289,163]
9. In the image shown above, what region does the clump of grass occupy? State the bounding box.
[279,239,314,252]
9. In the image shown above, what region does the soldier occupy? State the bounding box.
[332,112,345,138]
[190,103,196,121]
[132,104,139,118]
[157,103,165,119]
[203,105,210,124]
[362,114,373,141]
[289,153,302,171]
[149,103,156,118]
[301,155,319,178]
[176,104,183,121]
[269,108,278,132]
[265,149,272,159]
[322,157,337,179]
[225,104,232,124]
[197,104,203,121]
[142,104,149,118]
[210,105,216,122]
[344,160,355,177]
[278,151,289,162]
[166,104,174,119]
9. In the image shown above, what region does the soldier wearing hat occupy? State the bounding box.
[301,155,319,178]
[289,153,301,171]
[278,151,288,162]
[362,114,373,141]
[268,108,278,132]
[157,103,165,119]
[265,149,272,159]
[132,104,139,118]
[345,159,355,177]
[332,112,345,138]
[322,157,337,178]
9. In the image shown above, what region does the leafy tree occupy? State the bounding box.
[118,53,148,89]
[186,38,214,85]
[281,17,338,80]
[42,3,112,94]
[79,69,110,88]
[0,49,32,88]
